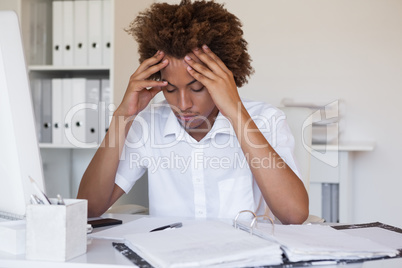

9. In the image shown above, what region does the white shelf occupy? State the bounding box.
[29,65,110,71]
[39,143,99,149]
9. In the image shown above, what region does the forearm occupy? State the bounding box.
[77,113,134,217]
[230,105,309,224]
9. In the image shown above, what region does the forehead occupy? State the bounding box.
[160,54,202,85]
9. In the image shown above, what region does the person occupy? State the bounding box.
[77,0,308,224]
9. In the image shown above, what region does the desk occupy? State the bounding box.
[310,142,375,223]
[1,214,401,268]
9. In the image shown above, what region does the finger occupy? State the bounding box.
[186,64,213,88]
[191,47,228,76]
[129,79,167,92]
[134,50,165,75]
[184,55,217,81]
[201,44,231,73]
[134,58,169,80]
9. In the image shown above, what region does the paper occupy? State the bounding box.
[90,216,183,240]
[124,220,282,267]
[341,227,402,250]
[239,222,398,262]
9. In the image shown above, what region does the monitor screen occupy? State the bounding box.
[0,11,45,219]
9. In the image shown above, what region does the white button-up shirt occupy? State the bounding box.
[115,99,301,219]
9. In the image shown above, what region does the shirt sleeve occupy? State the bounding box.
[115,113,148,193]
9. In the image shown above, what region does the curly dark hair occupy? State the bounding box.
[125,0,254,87]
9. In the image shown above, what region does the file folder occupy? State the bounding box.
[88,0,103,66]
[52,1,63,65]
[52,78,63,144]
[100,78,111,141]
[85,79,101,144]
[71,78,87,146]
[62,1,74,66]
[102,0,111,66]
[41,79,53,143]
[74,0,88,66]
[62,78,73,145]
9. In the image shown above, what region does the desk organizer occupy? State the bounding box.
[26,199,87,261]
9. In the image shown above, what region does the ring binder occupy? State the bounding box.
[233,210,275,236]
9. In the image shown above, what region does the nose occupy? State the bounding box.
[177,89,193,112]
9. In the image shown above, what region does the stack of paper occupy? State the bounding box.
[237,222,398,262]
[124,220,283,267]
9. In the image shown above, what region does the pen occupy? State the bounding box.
[150,222,183,232]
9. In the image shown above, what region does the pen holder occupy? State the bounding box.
[26,198,87,261]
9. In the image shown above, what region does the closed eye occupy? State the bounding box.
[192,86,205,92]
[165,88,176,93]
[163,86,176,93]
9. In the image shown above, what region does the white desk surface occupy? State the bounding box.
[1,214,401,268]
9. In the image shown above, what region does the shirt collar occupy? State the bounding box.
[163,110,236,141]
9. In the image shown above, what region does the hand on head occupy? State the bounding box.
[184,45,241,119]
[115,50,169,118]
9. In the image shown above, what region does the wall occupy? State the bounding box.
[214,0,402,226]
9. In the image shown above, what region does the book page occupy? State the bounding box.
[124,220,283,267]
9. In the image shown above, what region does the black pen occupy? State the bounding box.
[150,222,183,232]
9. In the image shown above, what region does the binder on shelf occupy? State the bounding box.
[100,78,111,141]
[41,79,53,143]
[29,1,51,65]
[70,78,87,146]
[88,0,103,66]
[74,0,88,66]
[52,78,63,144]
[52,1,63,66]
[62,78,73,145]
[102,0,111,66]
[62,1,74,66]
[85,79,101,145]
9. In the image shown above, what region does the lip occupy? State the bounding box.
[176,114,198,122]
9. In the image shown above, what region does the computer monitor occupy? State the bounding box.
[0,11,46,219]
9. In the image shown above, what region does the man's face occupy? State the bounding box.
[160,55,219,138]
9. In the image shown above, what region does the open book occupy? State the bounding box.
[234,215,399,263]
[123,219,283,267]
[118,216,399,267]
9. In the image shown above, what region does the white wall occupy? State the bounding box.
[215,0,402,226]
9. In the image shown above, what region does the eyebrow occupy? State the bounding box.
[164,79,198,87]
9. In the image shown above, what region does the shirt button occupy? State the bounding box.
[198,210,204,215]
